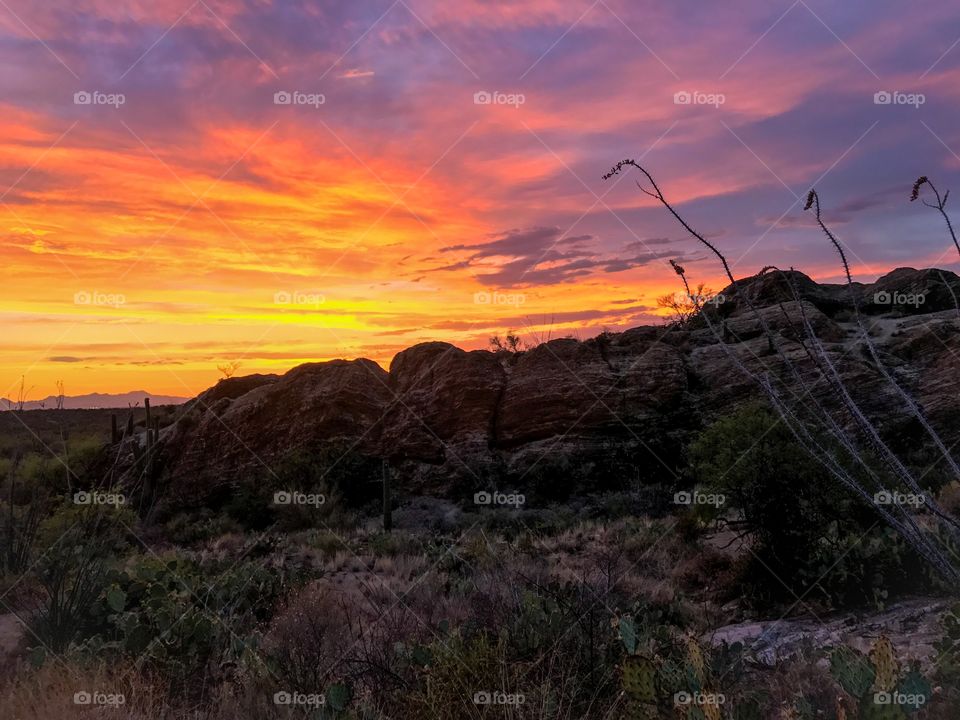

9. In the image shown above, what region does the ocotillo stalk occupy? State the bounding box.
[126,414,134,438]
[382,460,392,533]
[111,414,119,444]
[144,397,151,428]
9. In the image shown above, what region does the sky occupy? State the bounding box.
[3,0,960,398]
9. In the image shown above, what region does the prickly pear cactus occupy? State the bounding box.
[830,637,932,719]
[656,657,686,697]
[830,645,876,699]
[869,636,899,693]
[622,655,657,703]
[897,666,932,715]
[620,698,660,720]
[619,616,639,655]
[684,636,707,688]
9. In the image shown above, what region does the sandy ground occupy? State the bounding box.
[0,613,25,663]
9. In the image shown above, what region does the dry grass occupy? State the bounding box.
[0,661,170,720]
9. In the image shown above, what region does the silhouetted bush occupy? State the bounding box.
[691,402,938,607]
[225,442,375,531]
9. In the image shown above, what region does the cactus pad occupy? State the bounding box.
[869,636,900,693]
[830,645,876,698]
[896,667,931,714]
[620,616,639,655]
[656,657,686,697]
[684,636,707,687]
[622,655,657,703]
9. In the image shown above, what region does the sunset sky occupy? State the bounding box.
[3,1,960,397]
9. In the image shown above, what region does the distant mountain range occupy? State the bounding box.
[4,391,188,410]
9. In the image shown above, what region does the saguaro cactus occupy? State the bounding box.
[382,460,392,532]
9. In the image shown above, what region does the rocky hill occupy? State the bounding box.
[128,268,960,506]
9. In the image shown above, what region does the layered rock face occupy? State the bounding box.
[147,268,960,504]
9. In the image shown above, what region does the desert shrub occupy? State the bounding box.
[10,437,105,496]
[0,500,44,576]
[30,502,133,652]
[365,530,424,557]
[225,444,372,532]
[73,549,290,695]
[287,443,382,508]
[692,403,854,547]
[518,442,680,506]
[690,402,934,608]
[0,661,172,720]
[224,471,272,530]
[162,509,241,545]
[396,633,506,719]
[472,506,533,540]
[805,527,941,608]
[13,452,64,491]
[300,528,350,559]
[396,628,621,720]
[262,584,356,693]
[263,580,447,708]
[462,570,625,691]
[0,458,52,575]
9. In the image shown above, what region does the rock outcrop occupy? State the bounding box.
[136,268,960,505]
[706,598,949,667]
